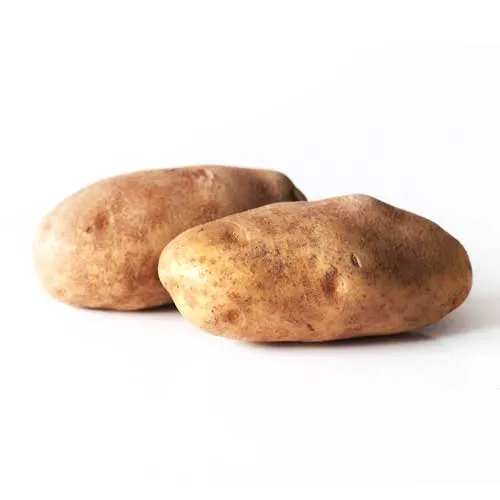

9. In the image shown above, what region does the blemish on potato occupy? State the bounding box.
[268,259,286,280]
[85,213,109,233]
[221,230,239,243]
[350,253,362,268]
[225,309,241,324]
[192,168,208,178]
[322,267,338,297]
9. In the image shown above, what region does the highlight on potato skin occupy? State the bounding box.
[159,195,473,342]
[33,166,306,311]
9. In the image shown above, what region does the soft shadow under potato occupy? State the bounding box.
[244,331,434,349]
[130,302,180,314]
[419,293,500,338]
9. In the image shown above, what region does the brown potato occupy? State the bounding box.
[159,195,472,342]
[34,166,306,310]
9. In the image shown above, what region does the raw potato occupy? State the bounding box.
[159,195,472,342]
[34,166,306,310]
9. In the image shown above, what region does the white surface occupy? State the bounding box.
[1,1,500,497]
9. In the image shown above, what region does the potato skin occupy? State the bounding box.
[159,195,472,342]
[34,166,306,310]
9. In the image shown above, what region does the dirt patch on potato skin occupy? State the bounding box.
[160,194,473,341]
[34,166,305,310]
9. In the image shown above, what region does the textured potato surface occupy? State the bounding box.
[159,195,472,342]
[34,166,305,310]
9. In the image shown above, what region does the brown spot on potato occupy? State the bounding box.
[225,309,241,324]
[268,259,286,280]
[206,221,249,246]
[85,213,109,233]
[192,168,206,177]
[322,268,338,297]
[221,230,239,243]
[309,254,318,263]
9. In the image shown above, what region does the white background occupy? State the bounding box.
[1,0,500,497]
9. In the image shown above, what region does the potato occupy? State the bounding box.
[159,195,472,342]
[34,166,306,310]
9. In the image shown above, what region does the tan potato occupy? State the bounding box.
[34,166,306,310]
[159,195,472,342]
